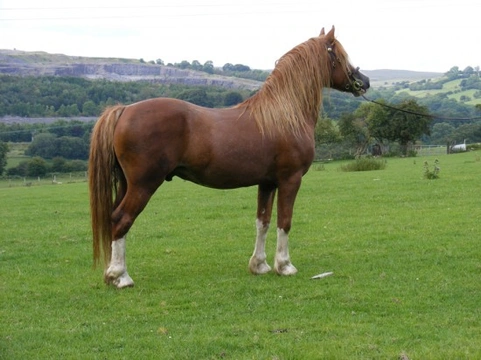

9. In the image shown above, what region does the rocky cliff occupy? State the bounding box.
[0,49,262,91]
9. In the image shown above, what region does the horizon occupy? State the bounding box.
[1,1,480,74]
[0,48,457,74]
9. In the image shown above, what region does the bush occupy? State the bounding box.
[339,158,387,172]
[467,143,481,151]
[27,157,48,177]
[423,159,440,179]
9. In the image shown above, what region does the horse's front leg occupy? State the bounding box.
[104,237,134,288]
[274,175,302,276]
[249,185,276,274]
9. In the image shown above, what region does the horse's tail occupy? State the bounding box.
[89,105,126,268]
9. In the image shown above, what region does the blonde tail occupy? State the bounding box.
[88,105,125,268]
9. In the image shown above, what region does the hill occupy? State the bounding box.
[394,78,481,106]
[0,49,443,90]
[0,49,261,91]
[365,69,443,87]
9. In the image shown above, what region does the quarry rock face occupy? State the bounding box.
[0,50,261,91]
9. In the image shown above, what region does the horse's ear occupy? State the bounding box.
[325,25,336,42]
[319,27,325,36]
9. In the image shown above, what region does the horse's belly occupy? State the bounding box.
[171,162,267,189]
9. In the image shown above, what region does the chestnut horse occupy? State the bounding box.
[89,26,370,288]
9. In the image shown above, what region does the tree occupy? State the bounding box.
[365,99,392,151]
[55,136,89,159]
[203,60,214,74]
[446,66,460,80]
[26,133,57,158]
[463,66,474,76]
[178,60,191,69]
[27,157,48,177]
[191,60,202,71]
[222,63,235,72]
[176,89,213,107]
[338,109,371,157]
[315,117,340,144]
[0,141,8,175]
[223,91,243,106]
[233,64,250,72]
[452,123,481,143]
[430,122,455,144]
[51,157,67,172]
[368,99,431,155]
[82,100,98,116]
[26,133,89,159]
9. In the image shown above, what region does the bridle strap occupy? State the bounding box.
[327,46,363,91]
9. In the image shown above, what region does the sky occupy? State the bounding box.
[0,0,480,73]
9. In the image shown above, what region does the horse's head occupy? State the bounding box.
[320,26,370,97]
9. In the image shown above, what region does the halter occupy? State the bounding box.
[327,46,364,92]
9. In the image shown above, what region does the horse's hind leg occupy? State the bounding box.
[105,184,158,288]
[106,236,133,288]
[274,175,301,276]
[249,184,276,274]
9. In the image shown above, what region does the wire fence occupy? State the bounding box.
[0,172,87,189]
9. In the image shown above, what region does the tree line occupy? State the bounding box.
[0,75,253,118]
[147,58,270,82]
[0,119,94,177]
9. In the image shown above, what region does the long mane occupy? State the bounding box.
[238,35,349,138]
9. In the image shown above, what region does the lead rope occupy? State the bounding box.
[361,94,481,121]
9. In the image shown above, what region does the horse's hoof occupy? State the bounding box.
[249,257,272,275]
[104,267,134,288]
[113,274,135,288]
[274,262,298,276]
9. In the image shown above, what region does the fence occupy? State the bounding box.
[411,145,447,157]
[0,172,87,189]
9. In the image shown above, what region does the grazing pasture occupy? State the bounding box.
[1,153,480,359]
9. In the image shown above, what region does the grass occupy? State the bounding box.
[339,157,387,172]
[398,78,481,106]
[1,152,481,359]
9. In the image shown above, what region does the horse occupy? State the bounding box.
[89,26,370,288]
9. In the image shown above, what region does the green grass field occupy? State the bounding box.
[1,152,480,359]
[398,78,481,106]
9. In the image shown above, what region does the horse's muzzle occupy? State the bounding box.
[348,69,370,97]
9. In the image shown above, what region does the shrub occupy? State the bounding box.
[339,158,386,172]
[312,163,326,171]
[423,159,440,179]
[407,149,418,157]
[467,143,481,151]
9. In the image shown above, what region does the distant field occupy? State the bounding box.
[5,142,30,169]
[397,78,481,106]
[1,152,480,359]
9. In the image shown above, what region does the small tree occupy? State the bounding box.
[51,157,67,172]
[203,60,214,74]
[26,133,57,158]
[223,91,243,107]
[338,111,371,157]
[367,99,431,156]
[388,100,431,155]
[315,117,340,144]
[27,157,48,177]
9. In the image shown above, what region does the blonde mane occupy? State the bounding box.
[238,35,350,138]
